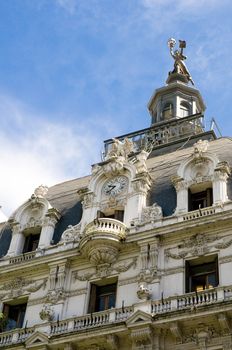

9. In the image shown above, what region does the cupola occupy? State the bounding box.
[148,38,206,125]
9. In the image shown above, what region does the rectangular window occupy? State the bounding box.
[189,188,213,211]
[88,282,117,313]
[185,255,218,293]
[23,233,40,253]
[3,302,27,330]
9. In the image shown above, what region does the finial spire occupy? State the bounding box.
[167,38,194,85]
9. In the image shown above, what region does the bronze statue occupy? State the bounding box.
[167,38,194,85]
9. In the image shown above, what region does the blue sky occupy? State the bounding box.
[1,0,232,216]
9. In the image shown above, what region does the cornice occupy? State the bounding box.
[127,208,232,244]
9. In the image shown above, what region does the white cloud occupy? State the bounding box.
[54,0,78,14]
[142,0,225,11]
[0,94,106,217]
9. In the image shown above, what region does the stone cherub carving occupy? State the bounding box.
[168,38,194,85]
[39,304,55,321]
[105,137,134,160]
[103,138,134,175]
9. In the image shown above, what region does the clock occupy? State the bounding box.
[103,176,128,196]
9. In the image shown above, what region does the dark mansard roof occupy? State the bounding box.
[0,136,232,257]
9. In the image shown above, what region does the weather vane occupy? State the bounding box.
[167,38,194,85]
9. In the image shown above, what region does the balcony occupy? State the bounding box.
[182,206,216,221]
[79,218,128,265]
[9,251,36,264]
[103,113,212,157]
[0,286,232,347]
[0,306,134,346]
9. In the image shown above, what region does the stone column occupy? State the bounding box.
[150,238,159,271]
[213,162,230,205]
[140,244,149,271]
[172,176,188,214]
[7,222,25,256]
[38,209,60,249]
[124,173,151,226]
[78,189,97,231]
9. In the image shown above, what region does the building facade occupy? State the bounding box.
[0,40,232,349]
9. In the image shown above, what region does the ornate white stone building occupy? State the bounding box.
[0,40,232,349]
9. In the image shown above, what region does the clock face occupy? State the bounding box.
[103,176,128,196]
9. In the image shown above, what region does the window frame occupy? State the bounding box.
[2,300,27,331]
[188,187,213,212]
[88,280,117,313]
[185,255,219,293]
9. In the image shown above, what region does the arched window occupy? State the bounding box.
[180,102,190,118]
[162,103,173,120]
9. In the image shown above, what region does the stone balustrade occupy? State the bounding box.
[0,286,232,347]
[83,218,127,239]
[182,206,216,221]
[0,326,34,346]
[104,113,205,157]
[9,251,36,264]
[177,289,218,308]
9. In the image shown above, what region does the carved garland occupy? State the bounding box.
[165,233,232,260]
[0,277,47,300]
[73,257,137,281]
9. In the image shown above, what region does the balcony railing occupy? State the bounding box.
[0,326,34,346]
[0,286,232,346]
[177,289,218,309]
[83,218,127,240]
[103,113,206,157]
[182,206,216,221]
[9,251,36,264]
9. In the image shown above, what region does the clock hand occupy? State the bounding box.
[106,185,116,194]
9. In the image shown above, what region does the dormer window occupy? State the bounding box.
[188,186,213,211]
[23,229,41,253]
[162,103,173,120]
[180,102,190,118]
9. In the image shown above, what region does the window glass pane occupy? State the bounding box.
[98,296,106,311]
[186,257,218,293]
[93,283,117,312]
[207,273,217,288]
[109,294,116,309]
[5,303,27,330]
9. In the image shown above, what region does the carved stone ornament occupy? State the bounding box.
[131,173,151,194]
[46,289,67,304]
[137,281,151,300]
[101,138,134,176]
[105,137,134,160]
[165,233,219,259]
[134,150,149,174]
[106,334,119,350]
[131,326,153,349]
[34,185,49,198]
[39,304,55,321]
[74,257,137,281]
[133,203,162,227]
[171,175,186,191]
[100,197,126,211]
[22,217,43,231]
[0,277,47,300]
[61,222,81,243]
[193,139,209,157]
[82,191,95,209]
[182,324,218,347]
